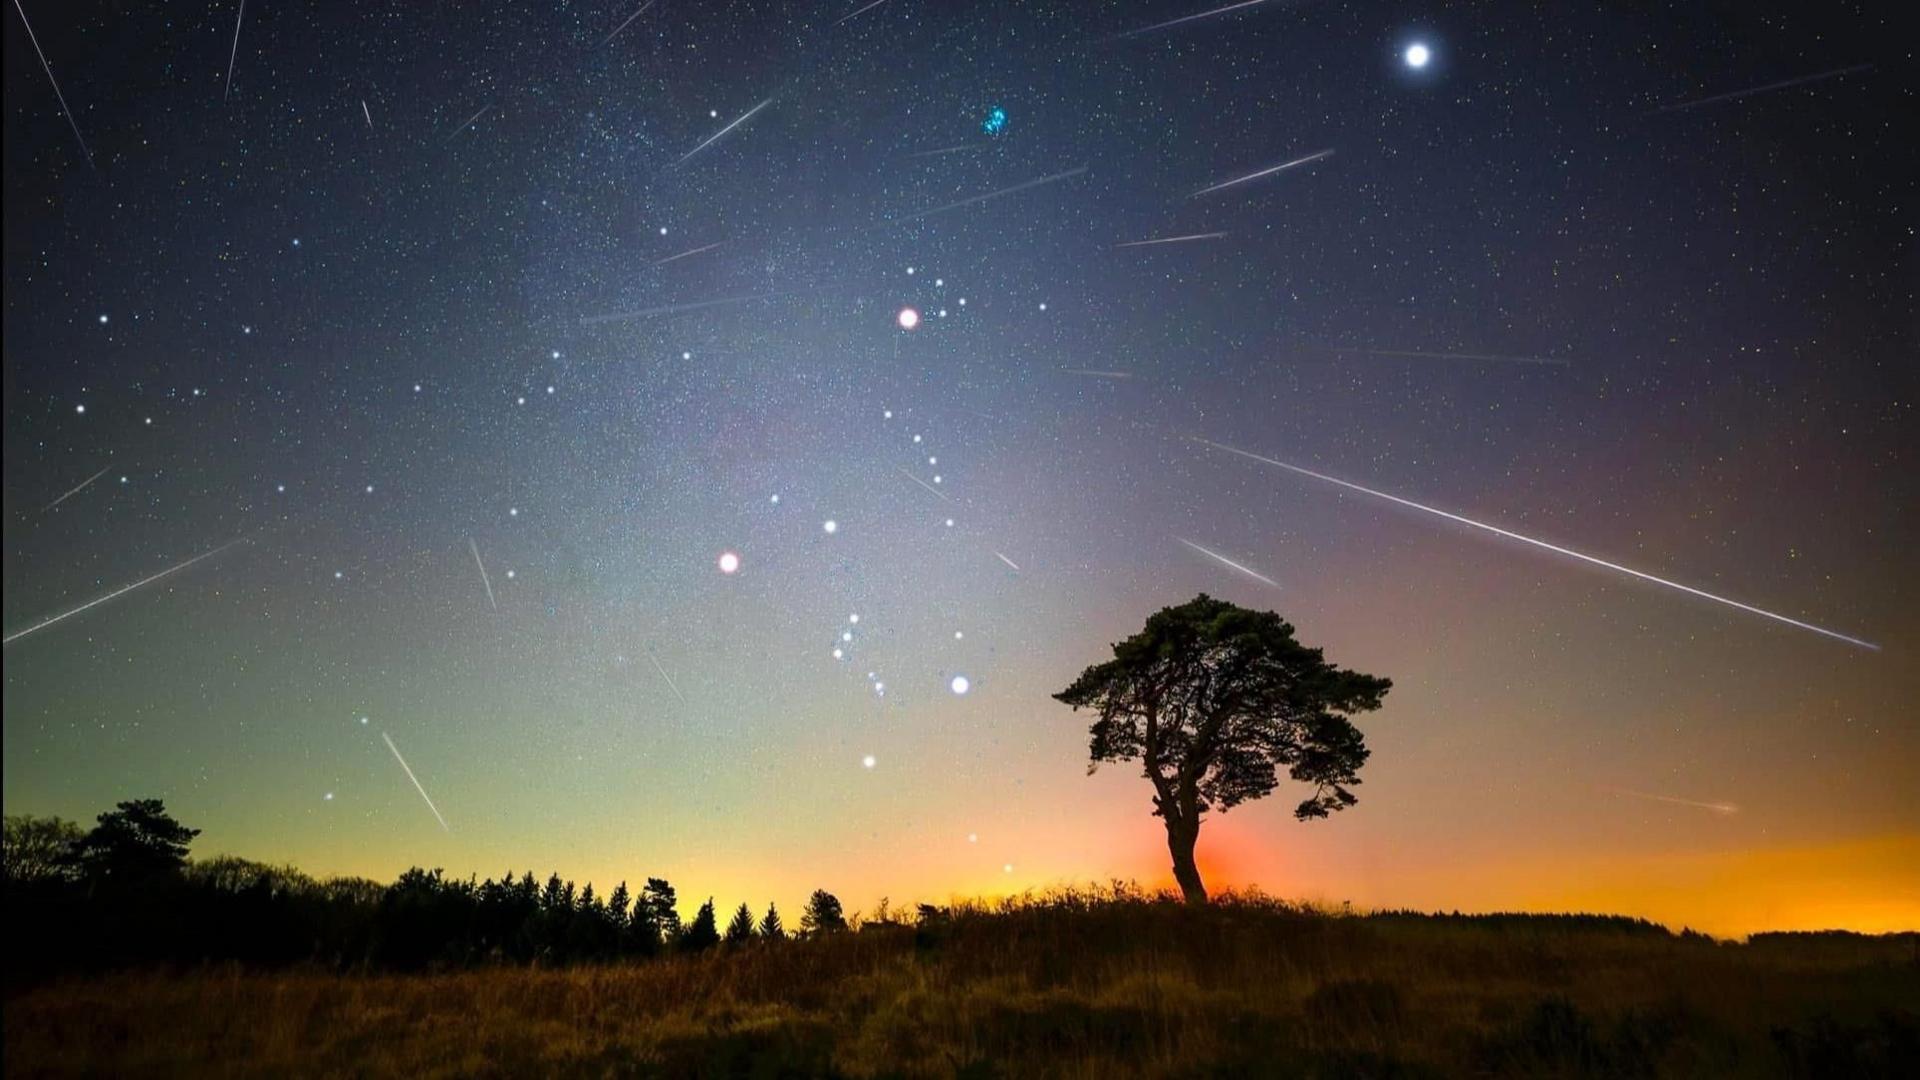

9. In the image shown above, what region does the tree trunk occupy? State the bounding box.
[1165,815,1207,904]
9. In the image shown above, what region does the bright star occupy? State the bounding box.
[1405,43,1431,68]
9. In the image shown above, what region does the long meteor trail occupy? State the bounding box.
[1335,347,1570,368]
[899,467,954,503]
[1600,786,1739,816]
[677,98,773,165]
[651,241,722,268]
[580,293,769,324]
[10,0,93,167]
[895,166,1087,224]
[646,649,688,706]
[1177,537,1279,587]
[224,0,246,100]
[442,104,493,144]
[4,538,247,646]
[1191,149,1333,198]
[43,464,114,512]
[1114,0,1275,39]
[1192,437,1880,651]
[381,732,450,832]
[1114,232,1229,249]
[467,538,497,611]
[601,0,656,46]
[1655,63,1873,113]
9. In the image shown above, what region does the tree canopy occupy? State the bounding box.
[1055,595,1390,901]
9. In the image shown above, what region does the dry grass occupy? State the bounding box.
[6,889,1915,1078]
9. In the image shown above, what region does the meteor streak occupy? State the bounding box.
[601,0,656,46]
[580,293,769,324]
[677,98,774,165]
[443,104,493,144]
[224,0,246,100]
[467,538,497,611]
[4,538,247,646]
[10,0,93,168]
[1114,232,1229,248]
[361,99,372,128]
[899,467,953,503]
[652,241,723,268]
[43,464,114,512]
[1334,347,1570,367]
[1655,63,1873,113]
[908,143,977,158]
[895,166,1088,224]
[1601,786,1739,816]
[1192,437,1880,651]
[994,551,1021,571]
[646,649,688,705]
[1115,0,1275,39]
[1177,537,1279,587]
[1191,149,1333,198]
[381,732,450,831]
[1060,368,1134,379]
[836,0,895,24]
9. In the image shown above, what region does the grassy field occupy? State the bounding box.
[5,889,1915,1078]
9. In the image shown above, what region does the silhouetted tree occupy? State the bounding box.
[800,889,847,935]
[66,799,199,885]
[607,882,631,933]
[3,815,82,885]
[640,877,681,946]
[1054,595,1390,903]
[725,902,756,945]
[759,902,786,941]
[682,898,720,951]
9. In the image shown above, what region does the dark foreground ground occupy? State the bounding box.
[5,892,1915,1078]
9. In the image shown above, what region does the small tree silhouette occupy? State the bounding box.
[758,902,786,940]
[724,902,756,945]
[1055,595,1391,903]
[800,889,847,935]
[682,898,720,951]
[640,877,681,945]
[3,814,82,885]
[66,799,199,884]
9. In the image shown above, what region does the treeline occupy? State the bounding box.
[3,800,849,982]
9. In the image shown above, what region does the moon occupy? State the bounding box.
[1405,43,1431,69]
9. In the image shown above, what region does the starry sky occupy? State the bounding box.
[4,1,1915,937]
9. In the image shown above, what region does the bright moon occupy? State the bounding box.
[897,307,920,330]
[1405,43,1431,68]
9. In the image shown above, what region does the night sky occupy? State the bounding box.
[5,1,1915,937]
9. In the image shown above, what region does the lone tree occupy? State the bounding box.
[65,798,200,885]
[1054,595,1390,904]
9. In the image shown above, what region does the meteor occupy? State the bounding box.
[1333,347,1570,368]
[908,144,977,158]
[1114,232,1229,249]
[994,551,1021,571]
[361,99,372,128]
[381,732,450,832]
[1114,0,1275,40]
[443,104,493,144]
[652,241,723,268]
[224,0,246,100]
[4,538,247,646]
[580,293,769,324]
[1060,369,1134,379]
[1601,786,1739,816]
[1191,150,1333,197]
[894,166,1088,224]
[1655,63,1873,113]
[836,0,895,25]
[10,0,93,168]
[467,538,497,611]
[677,98,774,165]
[43,464,114,512]
[600,0,656,46]
[1176,537,1279,588]
[899,467,953,503]
[646,649,688,706]
[1192,437,1880,651]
